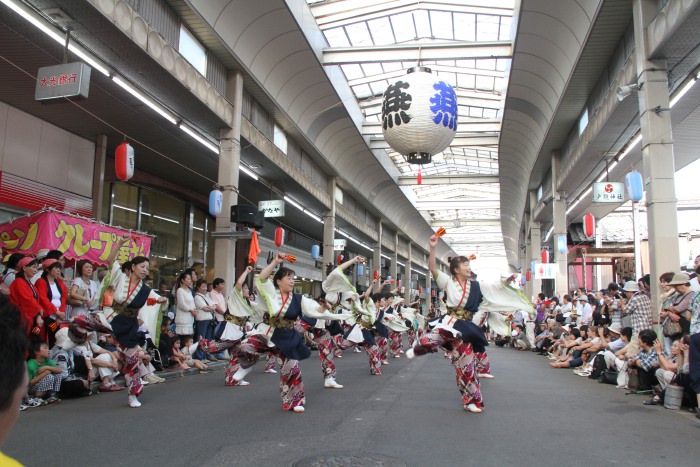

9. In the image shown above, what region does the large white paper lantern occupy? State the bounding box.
[381,66,457,164]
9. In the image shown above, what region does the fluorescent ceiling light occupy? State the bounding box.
[113,76,177,124]
[565,197,582,215]
[284,196,303,211]
[543,227,553,242]
[240,165,258,180]
[669,78,696,108]
[113,204,136,212]
[178,122,219,153]
[1,0,110,76]
[302,209,323,223]
[617,134,642,162]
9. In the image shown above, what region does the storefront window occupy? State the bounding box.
[205,216,215,282]
[111,183,138,229]
[140,189,186,287]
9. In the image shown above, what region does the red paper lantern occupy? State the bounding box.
[274,227,284,247]
[373,269,380,280]
[417,167,422,185]
[583,213,596,238]
[541,249,549,264]
[525,270,531,281]
[337,253,343,264]
[115,142,134,181]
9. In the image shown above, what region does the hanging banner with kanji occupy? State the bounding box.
[0,209,153,265]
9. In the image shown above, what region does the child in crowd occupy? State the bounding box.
[27,341,65,404]
[159,317,176,368]
[511,324,531,350]
[172,337,212,373]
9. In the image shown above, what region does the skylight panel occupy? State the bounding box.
[499,17,513,40]
[413,10,432,38]
[367,17,395,45]
[483,108,499,119]
[453,13,476,42]
[496,59,510,71]
[325,27,350,47]
[436,71,457,87]
[341,64,365,80]
[383,61,403,72]
[361,62,384,76]
[390,12,416,42]
[477,59,497,70]
[476,15,501,41]
[458,74,476,89]
[475,75,495,91]
[369,80,388,96]
[345,22,373,46]
[430,11,453,40]
[353,83,373,99]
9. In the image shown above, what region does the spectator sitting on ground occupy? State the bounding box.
[158,316,177,368]
[0,296,28,465]
[512,324,531,350]
[626,329,659,391]
[538,319,564,356]
[573,325,605,376]
[577,295,593,327]
[548,326,580,362]
[27,341,64,404]
[559,294,573,324]
[171,337,212,373]
[549,326,588,368]
[532,322,550,352]
[73,332,123,392]
[644,338,683,406]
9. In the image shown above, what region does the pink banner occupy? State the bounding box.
[0,209,153,265]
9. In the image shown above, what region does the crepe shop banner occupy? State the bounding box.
[0,210,153,265]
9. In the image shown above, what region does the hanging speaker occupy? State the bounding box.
[231,205,265,229]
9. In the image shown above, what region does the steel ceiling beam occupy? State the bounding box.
[363,120,501,134]
[414,200,500,210]
[431,219,502,227]
[371,135,498,149]
[322,42,512,65]
[311,0,513,29]
[398,174,499,185]
[347,66,504,87]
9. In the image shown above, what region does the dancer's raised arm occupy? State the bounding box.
[428,234,439,277]
[259,253,284,282]
[235,266,253,291]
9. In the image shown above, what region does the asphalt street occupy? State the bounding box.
[5,345,700,466]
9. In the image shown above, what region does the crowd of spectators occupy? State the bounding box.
[0,250,228,411]
[497,256,700,414]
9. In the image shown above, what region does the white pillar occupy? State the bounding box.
[551,152,568,296]
[214,70,243,288]
[322,177,337,280]
[404,242,412,303]
[529,191,542,298]
[633,0,680,330]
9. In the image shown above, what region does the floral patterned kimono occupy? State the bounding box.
[323,267,383,375]
[102,260,161,398]
[234,275,350,411]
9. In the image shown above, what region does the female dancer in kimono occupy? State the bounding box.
[100,235,168,408]
[406,235,490,413]
[324,257,383,375]
[196,266,263,387]
[384,296,411,358]
[229,254,351,412]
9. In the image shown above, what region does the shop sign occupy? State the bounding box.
[592,182,625,203]
[0,209,152,265]
[533,263,556,279]
[35,62,91,101]
[258,200,285,217]
[333,239,346,251]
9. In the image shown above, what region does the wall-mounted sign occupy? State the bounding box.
[592,182,625,203]
[333,239,346,251]
[533,262,556,279]
[258,199,285,218]
[35,62,91,101]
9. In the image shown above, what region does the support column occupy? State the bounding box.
[373,219,382,284]
[524,215,533,299]
[322,177,337,280]
[529,191,542,299]
[391,232,399,280]
[551,152,568,296]
[633,0,680,329]
[214,70,243,288]
[404,242,412,303]
[91,135,107,221]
